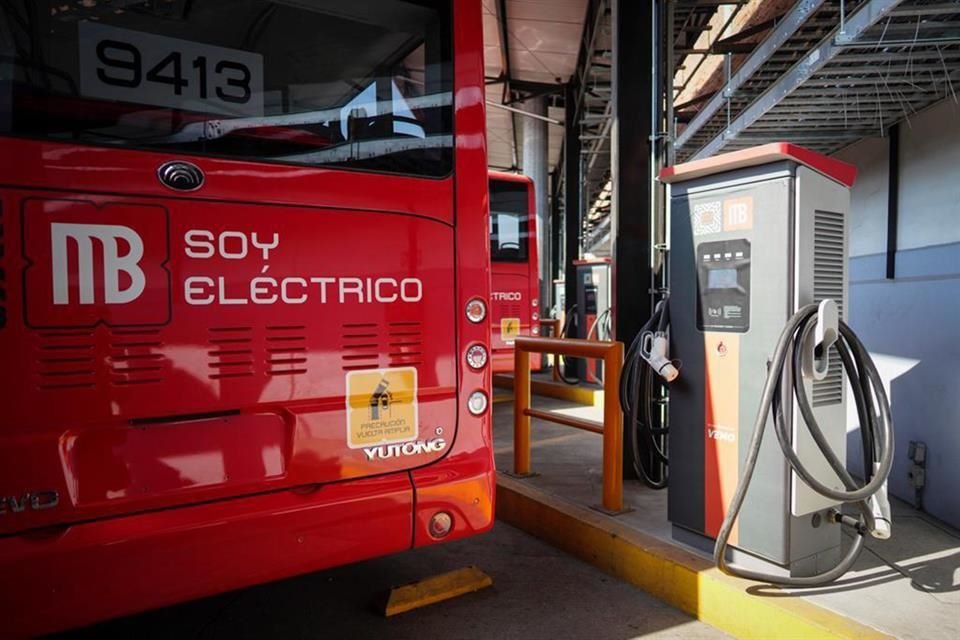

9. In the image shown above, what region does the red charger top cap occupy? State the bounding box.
[658,143,857,188]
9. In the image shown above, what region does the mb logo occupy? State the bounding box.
[51,223,146,305]
[23,199,170,328]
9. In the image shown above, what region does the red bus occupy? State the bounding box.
[488,171,540,373]
[0,1,493,635]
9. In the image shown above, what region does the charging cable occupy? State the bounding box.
[621,297,678,489]
[555,305,581,385]
[714,303,894,586]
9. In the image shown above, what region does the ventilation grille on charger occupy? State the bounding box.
[812,209,845,407]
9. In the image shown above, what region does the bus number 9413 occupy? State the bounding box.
[79,22,264,117]
[96,40,252,104]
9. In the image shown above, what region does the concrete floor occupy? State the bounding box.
[493,394,960,640]
[53,518,727,640]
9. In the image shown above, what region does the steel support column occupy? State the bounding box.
[563,83,585,380]
[564,83,581,325]
[550,168,562,311]
[523,95,550,307]
[886,123,900,280]
[611,0,653,345]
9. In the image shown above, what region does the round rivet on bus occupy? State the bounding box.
[467,390,489,416]
[465,298,487,323]
[532,312,540,321]
[429,511,454,539]
[466,344,489,370]
[531,325,540,335]
[532,299,539,308]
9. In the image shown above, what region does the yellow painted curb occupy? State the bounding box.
[496,474,893,640]
[383,566,493,616]
[493,374,601,406]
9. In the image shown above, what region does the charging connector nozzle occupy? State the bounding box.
[642,332,679,382]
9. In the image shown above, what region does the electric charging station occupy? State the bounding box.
[573,259,611,382]
[553,279,566,321]
[659,144,891,581]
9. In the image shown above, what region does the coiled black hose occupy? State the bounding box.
[620,298,671,489]
[714,303,893,586]
[555,305,581,385]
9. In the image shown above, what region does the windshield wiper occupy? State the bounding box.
[276,134,452,164]
[144,91,452,145]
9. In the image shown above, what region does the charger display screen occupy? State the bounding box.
[707,268,739,290]
[697,238,751,332]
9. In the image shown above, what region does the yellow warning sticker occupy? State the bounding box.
[346,367,418,449]
[501,317,522,343]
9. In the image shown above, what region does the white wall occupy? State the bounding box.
[834,135,889,258]
[835,99,960,257]
[834,98,960,529]
[899,99,960,251]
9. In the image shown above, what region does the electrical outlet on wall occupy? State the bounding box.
[907,440,927,508]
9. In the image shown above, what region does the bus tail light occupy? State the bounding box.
[429,511,454,538]
[466,344,488,370]
[465,298,486,323]
[467,390,489,416]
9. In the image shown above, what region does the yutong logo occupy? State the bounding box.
[0,490,59,515]
[363,436,447,461]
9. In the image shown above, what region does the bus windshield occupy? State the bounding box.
[490,179,530,262]
[0,0,452,176]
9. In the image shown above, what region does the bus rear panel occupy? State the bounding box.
[489,171,540,373]
[0,1,492,635]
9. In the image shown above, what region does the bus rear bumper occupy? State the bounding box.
[0,473,415,637]
[0,440,495,638]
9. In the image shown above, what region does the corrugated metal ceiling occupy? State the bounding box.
[482,0,588,172]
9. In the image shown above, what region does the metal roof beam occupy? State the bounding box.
[834,36,960,48]
[800,75,954,86]
[832,51,960,63]
[691,0,905,160]
[889,4,960,17]
[496,0,519,171]
[673,0,828,152]
[733,130,877,141]
[573,0,609,124]
[771,97,934,106]
[673,0,750,99]
[676,0,748,8]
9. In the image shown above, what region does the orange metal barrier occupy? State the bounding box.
[512,336,625,513]
[538,318,562,382]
